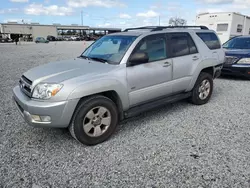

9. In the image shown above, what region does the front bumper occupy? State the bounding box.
[12,86,79,128]
[222,64,250,78]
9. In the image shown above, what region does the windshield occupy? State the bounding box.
[81,35,138,64]
[223,37,250,49]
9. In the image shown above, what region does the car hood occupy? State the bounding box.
[224,48,250,58]
[23,58,117,85]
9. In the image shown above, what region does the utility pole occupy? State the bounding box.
[159,15,161,26]
[81,11,83,26]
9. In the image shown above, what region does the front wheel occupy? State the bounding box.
[189,72,213,105]
[69,95,118,145]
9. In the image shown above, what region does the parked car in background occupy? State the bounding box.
[56,36,64,41]
[0,37,13,43]
[70,36,78,41]
[78,36,85,41]
[35,37,49,43]
[63,36,71,41]
[222,35,250,79]
[83,35,92,41]
[13,26,224,145]
[47,35,56,41]
[86,34,100,41]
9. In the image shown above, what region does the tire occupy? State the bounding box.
[69,95,118,145]
[189,72,213,105]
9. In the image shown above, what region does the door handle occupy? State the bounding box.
[163,62,171,67]
[192,56,199,61]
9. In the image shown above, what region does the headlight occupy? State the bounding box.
[237,58,250,64]
[32,83,63,99]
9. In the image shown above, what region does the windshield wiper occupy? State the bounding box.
[88,57,109,64]
[78,55,90,60]
[78,55,111,64]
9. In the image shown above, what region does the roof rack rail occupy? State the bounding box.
[123,25,209,32]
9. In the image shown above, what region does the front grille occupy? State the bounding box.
[224,56,239,65]
[19,75,32,97]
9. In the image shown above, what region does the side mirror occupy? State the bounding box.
[129,52,149,66]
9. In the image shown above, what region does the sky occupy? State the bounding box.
[1,0,250,29]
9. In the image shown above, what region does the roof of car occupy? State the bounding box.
[235,35,250,38]
[108,32,142,36]
[108,26,214,37]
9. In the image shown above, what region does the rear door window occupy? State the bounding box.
[196,32,221,50]
[168,33,198,57]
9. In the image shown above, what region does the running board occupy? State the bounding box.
[124,92,191,119]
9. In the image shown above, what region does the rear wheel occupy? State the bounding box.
[189,72,213,105]
[69,95,118,145]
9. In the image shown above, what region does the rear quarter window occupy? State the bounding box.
[196,32,221,50]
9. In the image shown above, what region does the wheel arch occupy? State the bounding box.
[186,64,215,91]
[72,90,124,122]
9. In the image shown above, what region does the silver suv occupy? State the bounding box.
[13,26,225,145]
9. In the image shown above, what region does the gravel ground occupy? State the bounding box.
[0,41,250,188]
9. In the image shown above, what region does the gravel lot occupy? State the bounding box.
[1,41,250,188]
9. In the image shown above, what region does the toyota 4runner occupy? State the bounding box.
[13,26,225,145]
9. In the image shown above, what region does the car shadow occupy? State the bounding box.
[114,99,190,137]
[219,75,250,81]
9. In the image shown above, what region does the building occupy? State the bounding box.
[0,22,121,41]
[196,12,250,44]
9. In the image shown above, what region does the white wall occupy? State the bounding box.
[196,12,250,44]
[242,17,250,35]
[32,26,57,40]
[1,24,33,34]
[196,13,233,43]
[230,14,245,37]
[0,24,58,41]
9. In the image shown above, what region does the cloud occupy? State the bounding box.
[196,0,233,4]
[196,0,250,6]
[4,18,32,23]
[142,19,154,26]
[166,2,182,11]
[119,13,131,19]
[0,8,19,14]
[196,8,224,14]
[119,21,127,25]
[9,0,28,2]
[152,2,182,11]
[150,5,158,9]
[197,0,250,15]
[67,0,126,8]
[232,0,250,9]
[24,3,73,16]
[136,10,159,18]
[97,23,112,27]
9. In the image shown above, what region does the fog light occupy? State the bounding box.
[31,115,41,122]
[40,116,51,122]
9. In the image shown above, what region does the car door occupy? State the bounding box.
[41,37,45,43]
[126,33,173,107]
[167,32,200,93]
